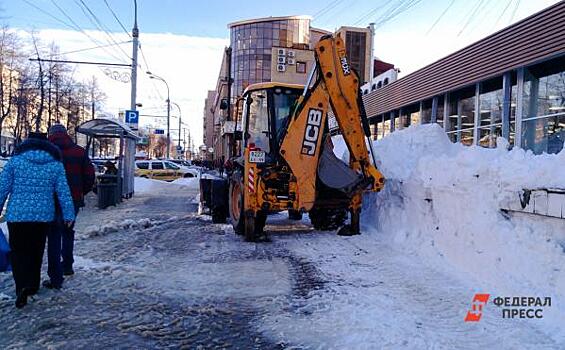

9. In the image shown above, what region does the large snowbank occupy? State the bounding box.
[361,124,565,338]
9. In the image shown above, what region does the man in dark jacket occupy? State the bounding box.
[43,124,95,289]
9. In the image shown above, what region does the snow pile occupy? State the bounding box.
[171,177,199,189]
[363,124,565,338]
[135,177,197,194]
[84,217,155,237]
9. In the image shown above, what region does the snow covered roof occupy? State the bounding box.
[76,118,139,140]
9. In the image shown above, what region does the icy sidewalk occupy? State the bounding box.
[259,229,562,349]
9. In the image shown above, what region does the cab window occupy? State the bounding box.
[152,162,164,170]
[273,88,300,143]
[245,90,270,153]
[136,162,149,169]
[165,162,180,170]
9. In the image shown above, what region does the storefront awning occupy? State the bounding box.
[76,118,139,140]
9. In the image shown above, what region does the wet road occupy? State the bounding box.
[0,190,327,349]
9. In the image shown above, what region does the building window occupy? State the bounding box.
[478,77,505,148]
[446,86,475,145]
[377,81,382,89]
[371,84,377,91]
[345,31,367,83]
[436,95,445,127]
[383,116,391,138]
[521,56,565,155]
[296,61,307,74]
[421,99,432,124]
[383,78,389,85]
[395,110,402,130]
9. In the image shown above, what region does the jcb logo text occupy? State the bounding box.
[302,108,323,156]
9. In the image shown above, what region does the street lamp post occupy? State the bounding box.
[172,101,182,159]
[146,71,170,158]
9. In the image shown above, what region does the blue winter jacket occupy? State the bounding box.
[0,139,75,223]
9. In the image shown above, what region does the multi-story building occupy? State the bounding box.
[228,15,312,96]
[361,61,399,95]
[203,90,215,151]
[336,25,374,85]
[204,16,375,161]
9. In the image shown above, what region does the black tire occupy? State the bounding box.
[212,206,227,223]
[309,208,347,231]
[229,174,245,235]
[288,210,303,221]
[244,211,267,242]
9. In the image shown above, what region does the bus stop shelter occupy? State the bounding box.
[77,118,139,199]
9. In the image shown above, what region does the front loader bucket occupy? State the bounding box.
[317,142,364,195]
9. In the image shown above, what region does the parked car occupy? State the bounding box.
[169,159,192,167]
[135,160,198,181]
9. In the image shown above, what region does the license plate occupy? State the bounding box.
[249,150,265,163]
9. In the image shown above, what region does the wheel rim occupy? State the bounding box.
[231,182,242,222]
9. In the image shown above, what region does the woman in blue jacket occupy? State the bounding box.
[0,133,75,308]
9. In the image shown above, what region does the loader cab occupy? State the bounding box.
[240,83,303,162]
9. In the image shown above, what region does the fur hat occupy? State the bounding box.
[48,124,67,136]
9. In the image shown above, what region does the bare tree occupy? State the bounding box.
[0,26,18,152]
[30,33,47,132]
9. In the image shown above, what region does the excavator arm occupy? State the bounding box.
[280,35,385,214]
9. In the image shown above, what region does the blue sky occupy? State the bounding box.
[0,0,560,145]
[3,0,560,40]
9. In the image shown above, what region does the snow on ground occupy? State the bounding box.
[135,176,195,194]
[335,124,565,341]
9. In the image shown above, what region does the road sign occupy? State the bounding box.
[125,110,139,125]
[154,129,164,135]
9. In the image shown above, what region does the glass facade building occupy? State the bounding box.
[229,16,311,97]
[368,55,565,155]
[364,2,565,155]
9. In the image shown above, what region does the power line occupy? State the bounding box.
[54,40,131,56]
[313,0,341,19]
[509,0,521,24]
[493,0,514,29]
[44,0,127,63]
[29,58,131,67]
[426,0,457,35]
[373,0,423,29]
[21,0,79,31]
[353,0,393,26]
[457,0,488,37]
[103,0,131,37]
[138,44,165,101]
[74,0,131,61]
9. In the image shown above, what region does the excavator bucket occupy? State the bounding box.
[317,138,364,195]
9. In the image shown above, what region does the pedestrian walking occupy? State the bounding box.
[44,125,95,289]
[0,132,75,308]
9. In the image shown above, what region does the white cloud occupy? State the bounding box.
[18,28,228,147]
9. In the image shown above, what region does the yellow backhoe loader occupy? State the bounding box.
[203,34,385,241]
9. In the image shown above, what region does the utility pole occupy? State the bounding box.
[172,101,181,158]
[130,0,139,112]
[147,72,170,158]
[183,127,187,159]
[167,97,170,158]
